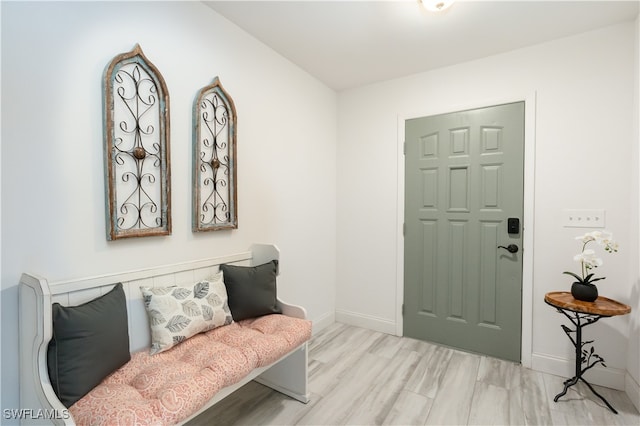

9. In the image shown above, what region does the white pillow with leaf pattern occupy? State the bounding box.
[140,271,233,355]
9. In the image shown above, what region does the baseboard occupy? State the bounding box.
[626,371,640,413]
[311,311,335,335]
[531,352,626,391]
[334,309,396,335]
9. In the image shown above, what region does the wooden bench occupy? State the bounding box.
[19,244,310,425]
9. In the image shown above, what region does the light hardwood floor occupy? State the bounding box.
[188,323,640,425]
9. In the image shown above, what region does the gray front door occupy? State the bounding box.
[403,102,524,362]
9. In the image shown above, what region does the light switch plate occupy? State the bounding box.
[562,209,605,228]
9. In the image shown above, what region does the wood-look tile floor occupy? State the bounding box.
[188,323,640,425]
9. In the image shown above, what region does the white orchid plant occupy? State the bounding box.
[563,231,618,285]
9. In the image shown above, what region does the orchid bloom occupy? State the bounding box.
[564,231,617,284]
[573,249,603,270]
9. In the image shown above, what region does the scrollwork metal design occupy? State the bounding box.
[104,44,171,240]
[193,77,237,231]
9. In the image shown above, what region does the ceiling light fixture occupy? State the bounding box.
[420,0,455,12]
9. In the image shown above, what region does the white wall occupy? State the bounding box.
[0,1,337,415]
[337,21,638,392]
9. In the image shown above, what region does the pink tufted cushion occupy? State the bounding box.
[69,314,311,426]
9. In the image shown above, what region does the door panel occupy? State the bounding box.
[404,102,524,362]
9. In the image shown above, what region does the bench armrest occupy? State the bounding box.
[277,299,307,319]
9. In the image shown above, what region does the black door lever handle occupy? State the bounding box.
[498,244,519,254]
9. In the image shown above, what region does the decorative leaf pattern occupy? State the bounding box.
[140,271,233,354]
[182,300,201,317]
[148,309,166,326]
[172,287,192,300]
[143,294,152,308]
[194,281,209,299]
[202,304,214,321]
[206,293,222,307]
[166,315,191,333]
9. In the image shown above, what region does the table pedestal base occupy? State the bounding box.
[553,376,618,414]
[546,302,618,414]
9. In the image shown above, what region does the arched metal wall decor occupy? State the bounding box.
[103,44,171,240]
[193,77,237,232]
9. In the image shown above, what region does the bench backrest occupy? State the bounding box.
[46,251,254,352]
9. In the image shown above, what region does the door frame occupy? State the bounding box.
[395,92,536,368]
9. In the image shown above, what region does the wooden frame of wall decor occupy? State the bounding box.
[103,44,171,240]
[192,77,238,232]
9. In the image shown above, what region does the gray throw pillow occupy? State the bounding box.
[220,260,282,321]
[47,283,130,408]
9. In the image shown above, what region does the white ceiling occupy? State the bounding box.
[206,1,639,91]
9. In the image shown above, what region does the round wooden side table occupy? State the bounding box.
[544,291,631,414]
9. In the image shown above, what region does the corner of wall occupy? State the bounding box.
[629,11,640,415]
[335,309,396,335]
[312,311,336,336]
[627,370,640,416]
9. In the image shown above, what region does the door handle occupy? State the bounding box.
[498,244,519,254]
